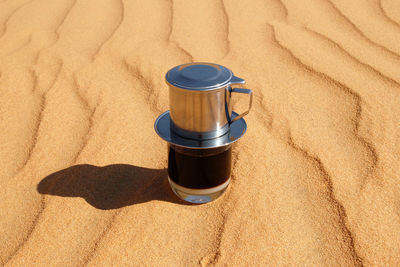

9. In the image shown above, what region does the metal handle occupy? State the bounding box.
[230,88,253,123]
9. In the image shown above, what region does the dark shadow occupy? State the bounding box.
[37,164,189,210]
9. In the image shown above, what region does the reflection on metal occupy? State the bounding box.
[154,111,247,149]
[165,62,253,141]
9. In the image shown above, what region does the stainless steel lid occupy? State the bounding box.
[165,62,244,90]
[154,111,247,149]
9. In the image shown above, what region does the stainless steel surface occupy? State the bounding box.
[230,88,253,123]
[169,85,229,139]
[170,118,230,140]
[154,111,247,149]
[166,62,252,140]
[166,62,233,90]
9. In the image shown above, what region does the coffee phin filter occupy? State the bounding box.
[155,62,252,203]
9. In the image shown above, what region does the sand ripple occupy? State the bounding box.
[0,0,399,265]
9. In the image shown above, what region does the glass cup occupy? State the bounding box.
[167,143,232,204]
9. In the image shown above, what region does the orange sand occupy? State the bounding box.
[1,0,400,266]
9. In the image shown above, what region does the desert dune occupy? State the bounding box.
[1,0,400,266]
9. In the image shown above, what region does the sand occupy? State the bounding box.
[0,0,399,266]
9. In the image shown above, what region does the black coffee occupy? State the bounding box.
[168,144,232,189]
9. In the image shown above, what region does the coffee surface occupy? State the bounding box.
[168,145,232,189]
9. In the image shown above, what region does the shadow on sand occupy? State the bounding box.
[37,164,188,210]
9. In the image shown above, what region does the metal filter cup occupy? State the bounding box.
[166,62,252,140]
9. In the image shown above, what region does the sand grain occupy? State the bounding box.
[1,0,400,266]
